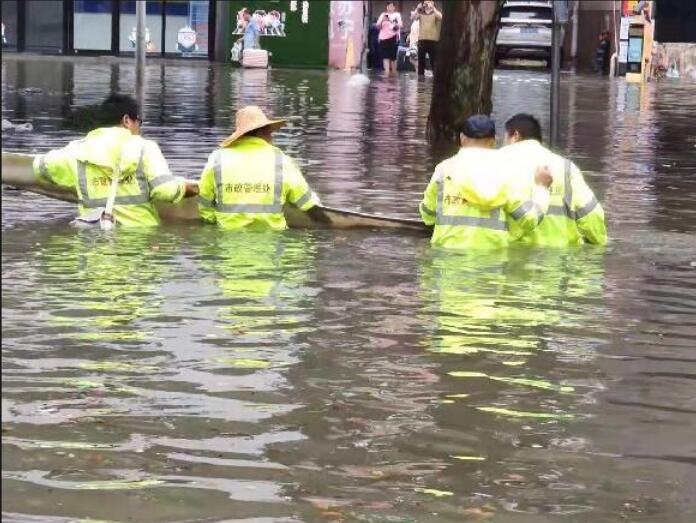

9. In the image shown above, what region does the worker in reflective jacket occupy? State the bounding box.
[500,113,607,246]
[198,105,323,230]
[33,94,199,227]
[419,115,554,249]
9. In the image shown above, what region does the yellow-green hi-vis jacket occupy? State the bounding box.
[499,140,607,246]
[198,136,320,230]
[419,147,551,250]
[33,126,186,227]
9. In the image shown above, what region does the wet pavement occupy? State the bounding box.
[2,59,696,522]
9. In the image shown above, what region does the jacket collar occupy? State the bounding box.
[224,136,272,149]
[502,139,543,153]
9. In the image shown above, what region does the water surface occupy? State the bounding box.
[2,59,696,522]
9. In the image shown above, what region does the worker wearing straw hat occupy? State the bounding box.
[198,106,322,230]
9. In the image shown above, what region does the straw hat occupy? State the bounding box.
[220,106,286,147]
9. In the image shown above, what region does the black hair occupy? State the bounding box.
[505,113,542,141]
[100,93,140,125]
[386,1,395,6]
[244,125,273,138]
[62,93,140,131]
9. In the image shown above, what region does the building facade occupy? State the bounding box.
[224,0,330,68]
[2,0,694,72]
[0,0,338,66]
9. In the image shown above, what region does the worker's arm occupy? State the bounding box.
[433,7,443,20]
[33,147,78,191]
[419,170,439,226]
[504,166,552,237]
[141,140,187,204]
[283,156,321,211]
[570,166,607,245]
[198,151,218,224]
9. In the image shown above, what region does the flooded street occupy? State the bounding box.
[2,59,696,522]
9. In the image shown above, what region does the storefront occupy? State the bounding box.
[226,0,330,68]
[1,0,216,59]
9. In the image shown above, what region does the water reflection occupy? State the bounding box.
[189,230,319,368]
[413,247,668,518]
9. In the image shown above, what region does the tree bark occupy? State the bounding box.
[428,0,504,149]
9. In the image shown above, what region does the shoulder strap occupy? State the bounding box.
[563,158,574,218]
[100,146,124,229]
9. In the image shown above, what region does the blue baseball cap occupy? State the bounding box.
[460,114,496,139]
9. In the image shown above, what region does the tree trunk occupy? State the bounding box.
[428,0,504,149]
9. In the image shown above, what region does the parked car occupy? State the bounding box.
[495,1,563,66]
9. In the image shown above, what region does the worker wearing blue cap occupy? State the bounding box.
[419,114,553,249]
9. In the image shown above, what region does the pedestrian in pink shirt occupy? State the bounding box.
[376,2,402,74]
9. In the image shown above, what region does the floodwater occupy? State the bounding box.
[2,58,696,523]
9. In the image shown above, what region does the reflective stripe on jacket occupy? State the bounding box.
[198,136,320,230]
[419,147,549,250]
[500,140,607,246]
[33,127,185,227]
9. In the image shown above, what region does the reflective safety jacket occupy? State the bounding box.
[198,136,321,230]
[419,147,550,250]
[33,127,186,227]
[499,140,607,246]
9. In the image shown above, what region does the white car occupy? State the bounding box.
[496,1,563,65]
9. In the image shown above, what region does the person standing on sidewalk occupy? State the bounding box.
[411,1,442,76]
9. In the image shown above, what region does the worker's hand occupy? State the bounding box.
[534,165,553,188]
[183,181,200,198]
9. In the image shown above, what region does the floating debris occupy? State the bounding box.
[451,455,486,461]
[448,371,574,393]
[477,407,574,420]
[2,119,33,132]
[215,357,271,368]
[414,487,454,497]
[72,478,164,490]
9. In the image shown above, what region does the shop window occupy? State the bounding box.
[2,1,18,50]
[74,0,113,51]
[164,1,209,56]
[24,0,64,52]
[119,0,163,54]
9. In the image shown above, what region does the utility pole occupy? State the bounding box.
[135,1,146,119]
[550,1,572,148]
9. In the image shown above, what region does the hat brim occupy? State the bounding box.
[219,119,286,148]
